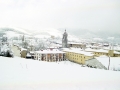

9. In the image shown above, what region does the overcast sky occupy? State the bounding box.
[0,0,120,32]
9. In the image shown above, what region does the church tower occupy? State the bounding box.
[62,29,68,48]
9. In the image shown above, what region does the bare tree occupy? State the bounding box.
[2,35,7,43]
[22,41,28,49]
[34,39,48,51]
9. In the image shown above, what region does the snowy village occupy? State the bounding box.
[0,0,120,90]
[0,28,120,71]
[0,27,120,90]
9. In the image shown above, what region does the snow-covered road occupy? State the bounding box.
[0,56,120,90]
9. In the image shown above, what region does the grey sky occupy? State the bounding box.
[0,0,120,32]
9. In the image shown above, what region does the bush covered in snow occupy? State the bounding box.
[0,44,13,57]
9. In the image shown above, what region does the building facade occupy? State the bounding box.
[11,44,21,57]
[63,49,94,64]
[34,50,66,62]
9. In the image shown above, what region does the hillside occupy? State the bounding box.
[1,27,120,43]
[0,56,120,90]
[0,27,81,42]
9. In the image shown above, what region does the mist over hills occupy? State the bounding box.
[58,28,120,43]
[0,27,79,42]
[0,27,120,43]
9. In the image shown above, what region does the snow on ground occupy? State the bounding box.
[0,56,120,90]
[96,56,120,70]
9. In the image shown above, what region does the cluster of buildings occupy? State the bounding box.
[1,30,120,70]
[62,47,120,69]
[25,30,120,70]
[61,30,120,70]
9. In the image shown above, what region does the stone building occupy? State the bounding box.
[62,30,68,48]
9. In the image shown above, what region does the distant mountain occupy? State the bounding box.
[0,27,81,42]
[58,28,120,43]
[0,27,31,35]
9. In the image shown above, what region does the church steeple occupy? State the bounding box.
[62,29,68,48]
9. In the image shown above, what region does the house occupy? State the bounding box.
[11,44,21,57]
[20,48,27,58]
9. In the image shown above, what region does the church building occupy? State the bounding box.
[62,30,68,48]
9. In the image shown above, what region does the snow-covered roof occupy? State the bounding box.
[62,48,70,51]
[104,46,120,51]
[76,51,94,56]
[63,48,94,56]
[85,48,120,54]
[30,51,34,54]
[114,51,120,54]
[90,46,100,48]
[103,43,109,45]
[21,48,27,51]
[68,42,82,44]
[70,47,82,50]
[35,50,65,54]
[94,49,108,53]
[85,48,108,53]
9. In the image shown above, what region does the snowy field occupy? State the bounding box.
[96,56,120,70]
[0,56,120,90]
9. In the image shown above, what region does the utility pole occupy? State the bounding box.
[108,55,110,70]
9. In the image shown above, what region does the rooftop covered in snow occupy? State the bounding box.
[35,49,65,54]
[63,48,94,56]
[85,48,120,54]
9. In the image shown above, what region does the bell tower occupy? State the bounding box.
[62,29,68,48]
